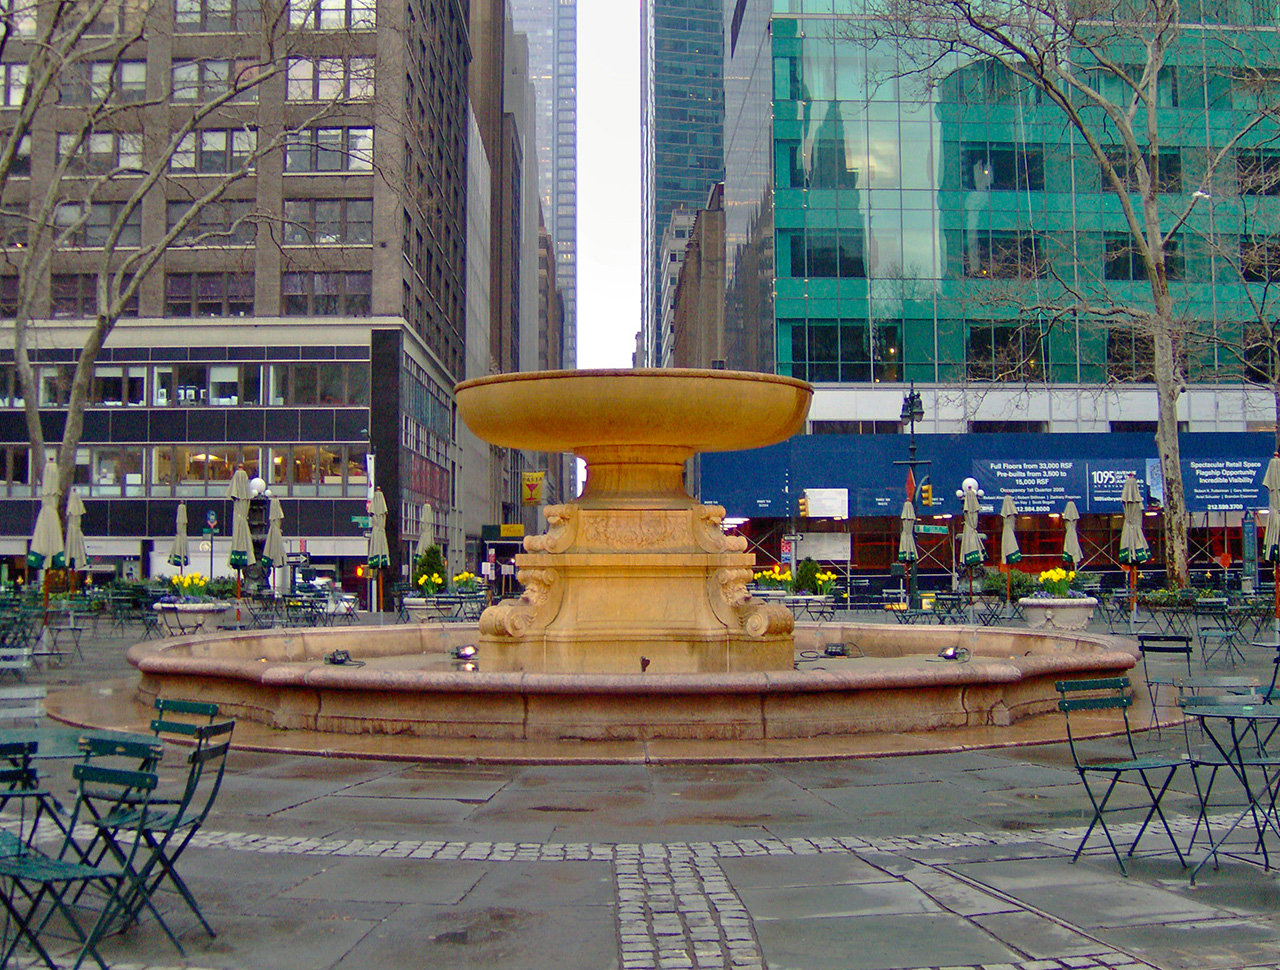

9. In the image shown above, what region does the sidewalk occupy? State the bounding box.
[7,610,1280,970]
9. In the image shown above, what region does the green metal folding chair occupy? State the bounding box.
[93,719,235,953]
[0,739,71,847]
[1056,677,1187,875]
[0,763,160,970]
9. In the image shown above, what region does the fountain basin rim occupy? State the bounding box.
[132,639,1135,695]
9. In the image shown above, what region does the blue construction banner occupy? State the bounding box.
[701,430,1277,520]
[1180,457,1269,511]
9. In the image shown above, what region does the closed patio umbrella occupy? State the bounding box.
[28,457,64,613]
[1119,474,1151,629]
[1000,494,1021,605]
[260,495,286,576]
[1062,500,1084,567]
[414,503,432,566]
[28,457,63,572]
[1262,453,1280,638]
[227,468,253,600]
[897,500,918,563]
[167,502,190,571]
[64,488,88,585]
[960,486,985,568]
[368,487,391,611]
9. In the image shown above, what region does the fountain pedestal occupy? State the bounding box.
[456,369,813,674]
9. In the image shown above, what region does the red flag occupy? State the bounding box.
[905,467,916,500]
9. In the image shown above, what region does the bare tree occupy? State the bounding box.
[843,0,1280,585]
[0,0,379,508]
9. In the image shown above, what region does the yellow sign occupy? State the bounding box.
[521,471,545,506]
[499,523,525,538]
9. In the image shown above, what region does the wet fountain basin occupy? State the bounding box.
[127,623,1136,742]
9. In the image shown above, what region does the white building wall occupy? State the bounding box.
[461,107,495,560]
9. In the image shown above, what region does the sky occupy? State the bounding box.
[575,3,642,369]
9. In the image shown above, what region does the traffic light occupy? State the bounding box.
[920,483,933,506]
[798,493,809,517]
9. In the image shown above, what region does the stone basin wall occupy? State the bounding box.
[127,623,1137,742]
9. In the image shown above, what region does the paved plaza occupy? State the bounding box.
[7,612,1280,970]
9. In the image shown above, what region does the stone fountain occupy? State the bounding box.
[455,368,812,674]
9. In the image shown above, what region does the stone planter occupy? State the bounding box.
[1019,596,1097,632]
[154,601,231,635]
[403,596,459,622]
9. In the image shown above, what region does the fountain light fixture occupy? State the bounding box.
[936,646,970,662]
[453,645,477,660]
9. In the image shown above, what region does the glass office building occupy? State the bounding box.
[641,0,726,365]
[707,0,1280,575]
[725,1,1280,426]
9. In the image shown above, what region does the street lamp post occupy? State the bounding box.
[892,385,929,609]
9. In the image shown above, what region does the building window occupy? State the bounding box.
[783,229,866,278]
[166,200,256,245]
[51,274,137,318]
[164,272,254,316]
[57,132,143,175]
[285,57,374,101]
[281,272,371,315]
[1239,149,1280,195]
[1104,234,1183,280]
[91,366,146,406]
[288,0,375,30]
[282,198,372,245]
[781,139,859,190]
[961,143,1044,191]
[1,62,26,106]
[787,319,900,383]
[284,127,373,173]
[0,276,18,317]
[10,135,29,177]
[53,202,141,248]
[1241,236,1280,282]
[1103,150,1182,194]
[969,420,1049,433]
[174,0,261,32]
[966,322,1047,381]
[170,129,256,173]
[59,61,146,104]
[1088,65,1177,107]
[171,59,260,102]
[964,230,1044,279]
[1107,328,1154,381]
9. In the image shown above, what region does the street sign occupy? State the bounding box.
[206,510,217,529]
[915,524,949,535]
[285,552,308,565]
[780,539,792,556]
[351,515,372,528]
[782,533,802,542]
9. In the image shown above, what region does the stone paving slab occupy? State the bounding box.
[8,618,1280,970]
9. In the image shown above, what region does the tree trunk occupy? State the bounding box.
[1153,328,1189,586]
[13,316,45,491]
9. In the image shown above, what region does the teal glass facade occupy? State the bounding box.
[724,2,1280,390]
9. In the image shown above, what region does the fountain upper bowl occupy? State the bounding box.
[455,368,813,457]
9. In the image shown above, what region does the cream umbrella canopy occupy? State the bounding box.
[63,488,88,577]
[1262,454,1280,638]
[1000,494,1021,605]
[959,486,986,567]
[413,503,432,566]
[1119,474,1151,629]
[227,468,253,588]
[167,502,190,571]
[260,495,286,575]
[27,457,64,571]
[368,487,391,611]
[1062,500,1084,567]
[897,500,918,563]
